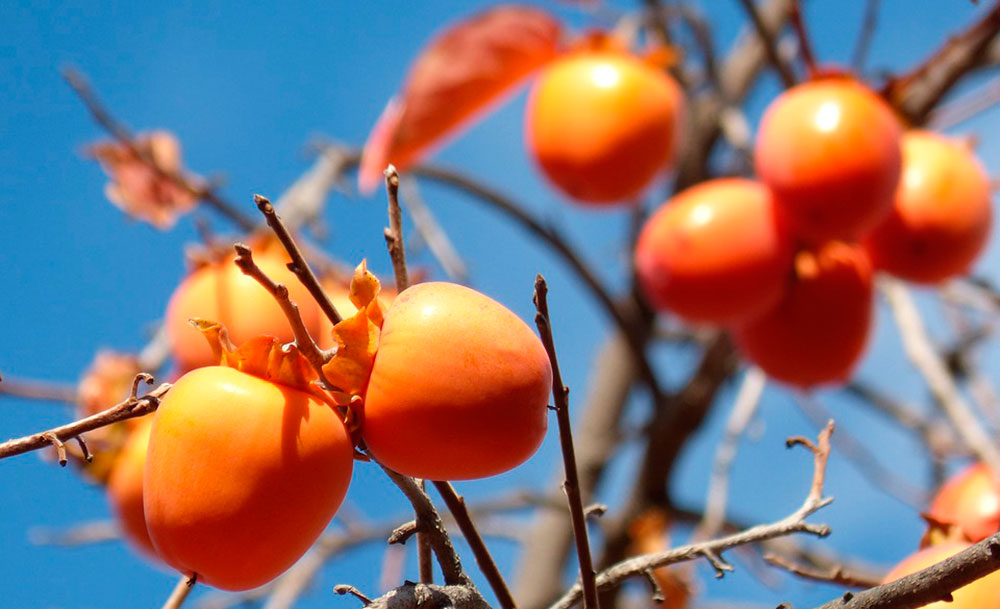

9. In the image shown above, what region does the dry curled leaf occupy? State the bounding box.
[321,261,386,398]
[89,131,198,228]
[359,5,563,192]
[629,509,693,609]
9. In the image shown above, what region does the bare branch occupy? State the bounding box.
[398,175,469,283]
[0,381,169,462]
[0,376,77,404]
[764,553,882,589]
[363,583,491,609]
[252,194,343,326]
[851,0,880,72]
[383,166,410,293]
[29,520,119,547]
[63,67,257,231]
[733,0,798,87]
[533,275,599,609]
[335,585,374,606]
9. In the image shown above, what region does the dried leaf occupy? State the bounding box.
[359,5,563,192]
[191,319,319,393]
[321,262,387,397]
[89,131,198,229]
[629,510,693,609]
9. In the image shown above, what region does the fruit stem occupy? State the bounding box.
[161,574,197,609]
[533,275,601,609]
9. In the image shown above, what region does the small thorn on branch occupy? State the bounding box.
[334,584,373,606]
[388,520,420,545]
[699,548,733,579]
[74,436,93,463]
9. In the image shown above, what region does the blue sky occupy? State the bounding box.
[2,2,999,608]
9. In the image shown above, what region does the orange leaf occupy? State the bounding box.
[191,319,319,393]
[359,5,563,193]
[89,130,198,229]
[629,510,693,609]
[321,262,386,397]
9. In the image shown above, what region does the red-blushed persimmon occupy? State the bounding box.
[362,282,551,480]
[863,131,992,283]
[525,49,684,204]
[144,354,354,590]
[164,250,321,372]
[883,542,1000,609]
[634,178,794,325]
[106,416,157,561]
[732,241,874,387]
[926,463,1000,544]
[755,78,902,242]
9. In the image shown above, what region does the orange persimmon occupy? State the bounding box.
[755,78,902,242]
[525,49,684,204]
[164,250,321,372]
[926,463,1000,544]
[864,131,992,284]
[634,178,794,325]
[106,416,157,561]
[144,350,354,590]
[362,282,551,480]
[732,241,874,387]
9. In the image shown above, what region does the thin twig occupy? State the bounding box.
[733,0,798,86]
[548,422,836,609]
[433,481,517,609]
[418,479,434,585]
[533,275,599,609]
[28,520,119,547]
[764,553,882,589]
[0,376,77,404]
[252,194,343,326]
[0,380,168,462]
[882,278,1000,475]
[335,585,373,606]
[851,0,880,72]
[162,575,198,609]
[788,0,817,76]
[384,166,410,293]
[63,67,257,231]
[696,367,767,540]
[232,243,335,389]
[398,176,469,284]
[929,72,1000,129]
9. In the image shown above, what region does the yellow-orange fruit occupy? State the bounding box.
[927,463,1000,543]
[525,50,684,204]
[165,253,321,372]
[755,78,902,242]
[864,131,992,283]
[635,178,794,325]
[883,542,1000,609]
[144,366,354,590]
[362,282,551,480]
[106,416,157,561]
[732,241,873,387]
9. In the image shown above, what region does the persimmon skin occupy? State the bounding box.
[732,241,873,387]
[165,253,322,372]
[883,542,1000,609]
[362,282,551,480]
[927,463,1000,543]
[634,178,794,325]
[144,366,354,591]
[864,131,992,284]
[755,78,902,242]
[106,416,157,561]
[525,50,684,204]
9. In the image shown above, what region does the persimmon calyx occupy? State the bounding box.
[322,261,385,401]
[190,318,319,394]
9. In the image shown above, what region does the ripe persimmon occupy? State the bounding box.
[732,241,873,387]
[144,343,354,590]
[926,463,1000,543]
[106,416,157,561]
[634,178,794,325]
[883,542,1000,609]
[362,282,551,480]
[525,49,684,204]
[164,250,321,372]
[755,78,902,242]
[864,131,992,284]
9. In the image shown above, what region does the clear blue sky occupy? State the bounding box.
[2,2,999,608]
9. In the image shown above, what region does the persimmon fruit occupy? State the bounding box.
[634,178,794,325]
[732,241,873,387]
[164,251,321,372]
[883,542,1000,609]
[144,365,354,590]
[525,49,684,204]
[362,282,551,480]
[864,131,992,284]
[926,463,1000,543]
[106,416,157,561]
[755,78,902,242]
